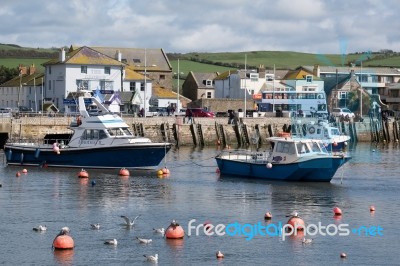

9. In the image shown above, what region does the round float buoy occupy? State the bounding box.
[157,169,164,176]
[119,168,130,176]
[165,220,185,239]
[216,251,224,259]
[266,163,272,169]
[333,207,342,216]
[16,171,21,177]
[286,216,305,231]
[264,211,272,220]
[78,169,89,178]
[162,167,170,174]
[370,205,375,212]
[333,142,338,147]
[53,235,74,250]
[22,169,28,174]
[340,252,347,258]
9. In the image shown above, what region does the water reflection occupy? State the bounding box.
[53,249,74,266]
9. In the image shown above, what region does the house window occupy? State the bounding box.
[81,66,87,74]
[140,82,145,91]
[104,67,111,74]
[100,81,113,90]
[133,58,141,63]
[48,80,51,91]
[76,80,89,90]
[266,74,274,81]
[250,73,259,82]
[48,66,52,74]
[207,92,212,98]
[306,75,313,82]
[130,82,135,91]
[160,75,165,80]
[339,91,347,99]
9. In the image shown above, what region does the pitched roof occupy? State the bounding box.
[0,72,45,87]
[323,74,352,94]
[303,65,400,75]
[283,67,321,80]
[84,46,172,72]
[190,72,219,88]
[214,70,239,80]
[43,46,125,66]
[125,67,148,80]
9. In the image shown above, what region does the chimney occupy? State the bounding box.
[59,48,66,62]
[313,64,320,77]
[18,64,27,75]
[115,50,122,62]
[258,64,266,76]
[29,64,36,75]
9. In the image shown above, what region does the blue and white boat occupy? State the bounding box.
[291,119,351,152]
[215,137,351,182]
[4,91,172,169]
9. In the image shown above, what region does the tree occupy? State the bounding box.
[0,66,19,85]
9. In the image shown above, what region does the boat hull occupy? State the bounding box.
[216,155,350,182]
[4,143,171,169]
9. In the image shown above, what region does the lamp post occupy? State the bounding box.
[34,77,37,112]
[41,77,44,113]
[18,71,22,110]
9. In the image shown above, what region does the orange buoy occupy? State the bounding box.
[370,205,376,212]
[340,252,347,258]
[157,169,164,175]
[278,132,291,138]
[16,171,21,177]
[165,220,185,239]
[22,169,28,174]
[53,235,74,250]
[216,251,224,259]
[333,207,342,216]
[264,211,272,220]
[119,168,130,176]
[286,216,305,231]
[78,169,89,178]
[162,167,170,174]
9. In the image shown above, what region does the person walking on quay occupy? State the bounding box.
[186,109,193,124]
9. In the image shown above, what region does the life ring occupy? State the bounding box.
[317,94,323,99]
[308,127,315,134]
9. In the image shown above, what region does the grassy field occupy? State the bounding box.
[0,58,48,71]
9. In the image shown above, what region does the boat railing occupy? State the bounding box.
[219,149,270,163]
[6,138,41,146]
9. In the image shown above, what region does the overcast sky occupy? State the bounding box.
[1,0,398,54]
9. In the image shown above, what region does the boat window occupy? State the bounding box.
[331,128,340,136]
[297,143,310,154]
[276,142,295,154]
[108,128,124,136]
[82,129,100,140]
[324,129,329,138]
[99,130,108,139]
[122,127,133,136]
[311,142,321,152]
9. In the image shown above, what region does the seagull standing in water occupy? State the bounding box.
[120,215,141,227]
[302,237,313,244]
[153,228,165,235]
[33,225,47,232]
[136,237,152,244]
[90,223,100,230]
[143,253,158,263]
[104,239,118,245]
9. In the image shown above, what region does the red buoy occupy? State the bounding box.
[165,220,185,239]
[286,217,305,231]
[78,169,89,178]
[53,235,74,250]
[216,251,224,259]
[22,169,28,174]
[162,167,170,174]
[264,211,272,220]
[370,205,375,212]
[119,168,130,176]
[16,171,21,177]
[333,207,342,216]
[340,252,347,258]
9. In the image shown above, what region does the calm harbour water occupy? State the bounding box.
[0,143,399,266]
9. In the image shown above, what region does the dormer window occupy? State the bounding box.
[203,79,213,87]
[250,73,259,81]
[265,74,274,81]
[306,75,313,82]
[104,67,110,74]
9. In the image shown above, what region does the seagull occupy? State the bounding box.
[143,253,158,263]
[33,225,47,232]
[137,237,152,244]
[302,237,313,244]
[90,223,100,230]
[289,211,299,217]
[153,228,165,235]
[57,226,70,236]
[120,215,141,226]
[104,239,118,245]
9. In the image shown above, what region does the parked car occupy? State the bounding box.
[331,108,355,118]
[186,108,215,118]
